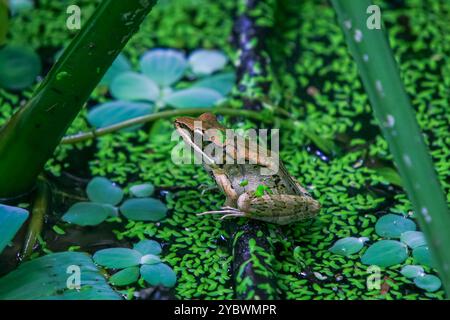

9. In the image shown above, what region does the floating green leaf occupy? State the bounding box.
[93,248,142,269]
[129,183,155,198]
[87,101,153,131]
[109,266,140,286]
[9,0,34,16]
[361,240,408,267]
[140,254,161,265]
[110,71,160,101]
[100,53,132,86]
[120,198,167,221]
[133,239,162,255]
[329,237,367,256]
[401,231,427,249]
[413,246,435,268]
[140,263,176,288]
[164,87,223,108]
[61,202,110,226]
[0,45,42,90]
[86,177,124,205]
[414,274,442,292]
[140,49,187,87]
[188,49,227,75]
[0,204,29,254]
[400,265,424,278]
[192,72,235,95]
[375,214,416,238]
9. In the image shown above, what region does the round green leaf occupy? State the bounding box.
[329,237,367,256]
[0,204,29,254]
[192,72,235,95]
[140,49,187,87]
[140,263,176,288]
[140,254,161,265]
[361,240,408,267]
[102,204,119,217]
[130,183,154,198]
[100,53,132,86]
[375,214,416,238]
[109,266,140,286]
[86,177,124,206]
[413,246,435,268]
[400,231,426,249]
[93,248,142,269]
[414,274,442,292]
[133,239,162,255]
[164,87,223,108]
[110,71,159,101]
[400,265,424,278]
[87,100,153,131]
[0,45,41,90]
[188,49,227,75]
[61,202,109,226]
[120,198,167,221]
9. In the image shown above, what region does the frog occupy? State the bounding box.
[174,112,320,225]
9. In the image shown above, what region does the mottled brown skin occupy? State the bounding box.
[174,113,320,225]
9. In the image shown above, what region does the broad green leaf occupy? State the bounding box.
[414,274,442,292]
[413,246,435,268]
[93,248,142,269]
[110,71,159,101]
[361,240,408,267]
[133,239,162,255]
[140,49,187,86]
[140,263,176,288]
[129,183,154,198]
[109,266,140,286]
[188,49,227,75]
[400,265,424,278]
[375,214,416,238]
[0,45,42,90]
[0,204,29,254]
[400,231,426,249]
[120,198,167,221]
[140,254,161,265]
[100,53,132,86]
[329,237,367,256]
[102,204,119,217]
[164,87,223,108]
[86,177,124,205]
[0,252,120,300]
[87,101,153,131]
[192,72,235,95]
[61,202,110,226]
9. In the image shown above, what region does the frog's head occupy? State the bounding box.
[174,113,226,147]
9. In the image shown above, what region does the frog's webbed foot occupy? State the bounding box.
[197,206,245,220]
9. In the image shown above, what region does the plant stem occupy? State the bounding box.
[331,0,450,295]
[0,0,156,198]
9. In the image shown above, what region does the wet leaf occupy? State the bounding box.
[329,237,367,256]
[109,267,140,286]
[413,246,435,268]
[400,265,424,278]
[192,72,235,95]
[0,204,29,254]
[100,53,132,86]
[140,49,187,86]
[375,214,416,238]
[62,202,110,226]
[140,263,176,288]
[188,49,227,75]
[110,71,159,101]
[93,248,142,269]
[414,274,441,292]
[133,239,162,255]
[140,254,161,265]
[164,87,223,108]
[86,177,124,206]
[0,45,41,90]
[361,240,408,267]
[400,231,426,249]
[129,183,154,198]
[120,198,167,221]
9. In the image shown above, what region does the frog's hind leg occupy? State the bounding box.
[197,207,246,219]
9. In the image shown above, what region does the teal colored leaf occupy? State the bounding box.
[129,183,154,198]
[188,49,227,75]
[87,100,153,131]
[140,49,187,87]
[86,177,124,205]
[414,274,442,292]
[61,202,109,226]
[163,87,223,108]
[140,254,161,265]
[0,252,120,300]
[0,204,29,254]
[361,240,408,267]
[9,0,34,16]
[133,239,162,255]
[0,45,42,90]
[102,204,119,217]
[400,231,426,249]
[100,53,132,86]
[110,71,159,101]
[120,198,167,221]
[329,237,367,257]
[109,267,140,286]
[375,214,416,238]
[140,263,176,288]
[93,248,142,269]
[400,265,424,278]
[413,246,435,268]
[192,72,235,95]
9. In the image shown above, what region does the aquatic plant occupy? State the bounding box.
[0,204,29,254]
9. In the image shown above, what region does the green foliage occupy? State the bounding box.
[329,237,367,257]
[0,45,41,90]
[129,183,155,198]
[86,177,124,205]
[0,204,29,253]
[375,214,416,238]
[361,240,408,267]
[62,202,110,226]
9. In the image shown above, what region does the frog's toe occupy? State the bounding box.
[220,213,246,220]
